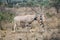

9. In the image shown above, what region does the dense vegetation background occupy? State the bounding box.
[0,0,60,12]
[0,0,60,30]
[0,0,60,40]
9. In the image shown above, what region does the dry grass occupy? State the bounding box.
[0,7,60,40]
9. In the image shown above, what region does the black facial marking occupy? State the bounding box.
[40,18,42,20]
[40,15,42,20]
[34,17,37,20]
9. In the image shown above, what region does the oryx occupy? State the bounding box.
[13,8,45,32]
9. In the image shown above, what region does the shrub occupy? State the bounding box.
[0,11,15,30]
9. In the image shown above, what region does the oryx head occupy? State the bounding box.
[31,7,41,20]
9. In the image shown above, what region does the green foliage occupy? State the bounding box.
[7,4,13,8]
[49,0,60,13]
[0,11,15,30]
[38,0,49,6]
[0,11,14,22]
[1,0,60,9]
[25,0,50,7]
[0,0,50,7]
[50,0,60,5]
[26,0,35,6]
[0,2,3,6]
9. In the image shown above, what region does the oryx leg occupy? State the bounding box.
[13,22,16,32]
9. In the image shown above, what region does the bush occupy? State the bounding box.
[0,11,14,22]
[0,11,15,30]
